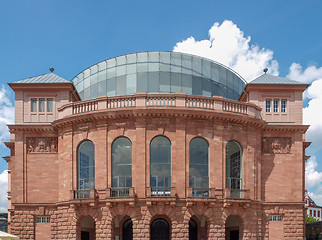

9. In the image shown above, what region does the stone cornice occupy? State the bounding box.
[8,124,56,133]
[263,124,309,133]
[52,107,267,129]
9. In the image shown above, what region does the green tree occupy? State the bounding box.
[306,214,319,223]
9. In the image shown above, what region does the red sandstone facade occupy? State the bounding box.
[4,66,309,239]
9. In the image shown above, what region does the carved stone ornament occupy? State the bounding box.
[262,137,292,154]
[26,137,58,153]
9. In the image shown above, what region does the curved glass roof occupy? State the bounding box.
[72,51,246,100]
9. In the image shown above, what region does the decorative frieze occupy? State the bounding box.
[262,137,292,154]
[26,137,58,153]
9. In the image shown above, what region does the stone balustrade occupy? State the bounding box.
[57,93,262,119]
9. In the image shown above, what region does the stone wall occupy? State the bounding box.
[9,201,305,240]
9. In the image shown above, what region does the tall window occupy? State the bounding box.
[226,141,242,198]
[112,137,132,197]
[189,137,209,197]
[266,100,271,112]
[273,100,279,112]
[47,99,53,112]
[150,136,171,196]
[31,99,37,112]
[281,100,286,112]
[78,140,95,190]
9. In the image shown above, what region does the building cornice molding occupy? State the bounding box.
[52,108,267,129]
[8,124,56,133]
[262,124,309,133]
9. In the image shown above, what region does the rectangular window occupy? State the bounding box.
[314,210,316,217]
[39,99,45,112]
[310,210,312,216]
[269,215,282,222]
[47,99,53,112]
[31,99,37,112]
[281,100,286,112]
[318,211,320,218]
[266,100,271,112]
[36,216,50,223]
[274,100,279,112]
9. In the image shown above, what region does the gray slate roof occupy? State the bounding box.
[11,73,70,84]
[249,74,305,85]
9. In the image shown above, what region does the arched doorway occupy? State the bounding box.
[151,218,170,240]
[189,218,198,240]
[80,216,95,240]
[122,218,133,240]
[225,215,240,240]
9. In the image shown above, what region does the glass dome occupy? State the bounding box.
[72,51,246,101]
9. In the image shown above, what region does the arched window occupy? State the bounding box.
[150,136,171,196]
[226,141,242,198]
[189,137,209,197]
[151,218,170,240]
[122,219,133,240]
[112,137,132,197]
[77,140,95,192]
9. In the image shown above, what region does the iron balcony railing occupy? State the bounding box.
[226,177,248,199]
[189,176,209,197]
[192,187,209,197]
[111,187,130,197]
[151,186,172,197]
[74,189,90,199]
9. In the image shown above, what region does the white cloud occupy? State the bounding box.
[0,85,14,144]
[0,170,8,212]
[173,20,279,82]
[306,156,322,189]
[302,79,322,153]
[287,63,322,84]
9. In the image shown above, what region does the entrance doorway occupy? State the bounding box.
[122,219,133,240]
[225,215,240,240]
[151,218,170,240]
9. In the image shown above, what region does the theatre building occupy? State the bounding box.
[4,51,309,239]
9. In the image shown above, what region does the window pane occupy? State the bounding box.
[98,80,107,96]
[107,78,116,96]
[226,141,242,189]
[78,141,95,190]
[112,137,132,188]
[126,74,137,95]
[274,100,279,112]
[160,72,170,93]
[281,100,286,112]
[148,72,159,92]
[137,73,148,92]
[266,100,271,112]
[47,99,53,112]
[39,99,45,112]
[189,137,208,189]
[150,136,171,187]
[31,99,37,112]
[116,76,126,95]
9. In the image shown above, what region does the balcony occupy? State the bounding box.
[71,189,97,200]
[146,187,176,197]
[57,93,262,120]
[106,187,135,198]
[111,187,130,197]
[225,178,250,199]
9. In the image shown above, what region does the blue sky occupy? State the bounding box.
[1,0,322,210]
